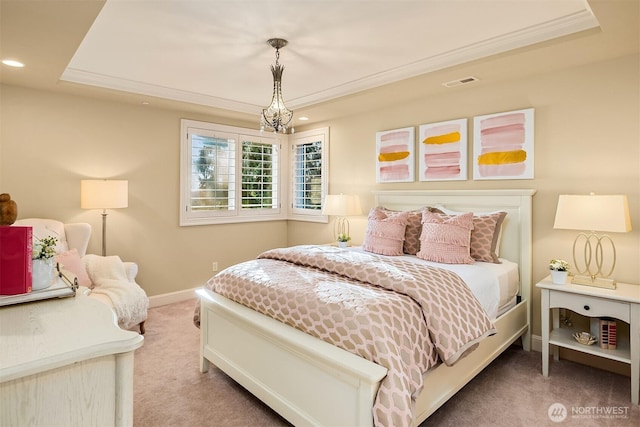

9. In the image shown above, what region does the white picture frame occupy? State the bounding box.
[375,127,415,183]
[473,108,534,180]
[418,118,467,181]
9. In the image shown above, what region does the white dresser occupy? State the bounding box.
[0,290,144,426]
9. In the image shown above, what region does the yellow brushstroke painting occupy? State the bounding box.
[423,131,460,145]
[477,150,527,165]
[378,151,410,162]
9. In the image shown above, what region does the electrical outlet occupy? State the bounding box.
[212,262,218,272]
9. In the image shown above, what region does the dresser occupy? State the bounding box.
[537,276,640,405]
[0,289,144,426]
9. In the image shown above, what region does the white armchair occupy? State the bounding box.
[14,218,148,334]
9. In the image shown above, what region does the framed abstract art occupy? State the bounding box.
[473,108,534,180]
[375,127,415,183]
[418,118,467,181]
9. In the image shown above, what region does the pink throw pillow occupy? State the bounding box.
[379,207,424,255]
[362,208,409,256]
[435,206,507,263]
[468,211,507,263]
[55,248,92,288]
[416,210,474,264]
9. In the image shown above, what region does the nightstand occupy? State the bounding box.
[537,276,640,404]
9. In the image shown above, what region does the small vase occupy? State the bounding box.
[337,241,348,248]
[32,258,55,291]
[550,270,568,285]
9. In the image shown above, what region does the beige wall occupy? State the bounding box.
[0,87,288,296]
[1,54,639,340]
[289,54,640,339]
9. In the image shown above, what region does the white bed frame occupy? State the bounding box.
[198,189,536,426]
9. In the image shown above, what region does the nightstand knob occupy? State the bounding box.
[584,305,590,311]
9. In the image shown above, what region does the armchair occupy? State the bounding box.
[14,218,148,334]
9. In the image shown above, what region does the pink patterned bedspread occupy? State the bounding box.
[199,245,496,427]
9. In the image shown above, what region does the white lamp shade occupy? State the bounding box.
[81,180,129,209]
[321,194,362,216]
[553,194,632,233]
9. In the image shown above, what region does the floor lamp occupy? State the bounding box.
[80,180,128,256]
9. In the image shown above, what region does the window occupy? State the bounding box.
[242,140,278,209]
[180,120,283,225]
[289,127,329,222]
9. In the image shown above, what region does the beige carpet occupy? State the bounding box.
[133,299,640,426]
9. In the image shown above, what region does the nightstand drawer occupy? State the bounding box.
[549,291,630,322]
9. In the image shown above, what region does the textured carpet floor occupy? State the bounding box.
[133,299,639,426]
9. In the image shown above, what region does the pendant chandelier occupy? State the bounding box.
[260,38,293,134]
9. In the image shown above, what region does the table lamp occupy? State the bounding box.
[321,194,362,242]
[553,193,632,289]
[80,180,128,256]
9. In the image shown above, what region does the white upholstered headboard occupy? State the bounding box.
[373,189,536,303]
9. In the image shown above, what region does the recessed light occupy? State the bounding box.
[141,101,150,105]
[2,59,25,68]
[298,116,309,121]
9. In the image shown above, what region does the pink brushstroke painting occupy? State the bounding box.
[419,118,467,181]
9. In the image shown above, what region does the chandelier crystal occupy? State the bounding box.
[260,38,293,134]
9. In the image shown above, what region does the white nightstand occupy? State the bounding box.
[537,276,640,405]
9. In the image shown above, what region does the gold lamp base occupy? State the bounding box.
[571,274,617,290]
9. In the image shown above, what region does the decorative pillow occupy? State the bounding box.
[416,210,475,264]
[54,248,92,288]
[380,206,440,255]
[435,205,507,263]
[362,208,409,256]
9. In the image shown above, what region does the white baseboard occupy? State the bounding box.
[531,334,542,352]
[148,287,200,308]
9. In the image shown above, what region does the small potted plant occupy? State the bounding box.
[549,259,570,284]
[32,236,58,291]
[337,233,350,248]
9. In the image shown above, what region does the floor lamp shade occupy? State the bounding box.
[80,180,129,209]
[80,180,128,256]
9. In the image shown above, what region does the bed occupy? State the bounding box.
[196,189,535,426]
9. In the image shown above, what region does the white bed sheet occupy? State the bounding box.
[349,246,519,320]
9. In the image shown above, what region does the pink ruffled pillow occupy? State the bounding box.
[379,207,426,255]
[416,210,475,264]
[435,205,507,263]
[54,248,92,288]
[362,208,409,256]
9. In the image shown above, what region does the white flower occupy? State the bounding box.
[33,236,58,260]
[549,259,570,272]
[337,233,351,242]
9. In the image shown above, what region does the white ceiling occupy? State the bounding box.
[61,0,600,117]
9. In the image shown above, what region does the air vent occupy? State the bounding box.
[442,76,480,88]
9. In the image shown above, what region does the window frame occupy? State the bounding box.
[180,119,286,226]
[288,127,329,223]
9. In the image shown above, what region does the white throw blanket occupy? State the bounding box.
[83,254,148,329]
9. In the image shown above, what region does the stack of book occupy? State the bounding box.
[0,226,33,295]
[598,317,617,350]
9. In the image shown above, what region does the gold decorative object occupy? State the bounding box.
[573,331,597,346]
